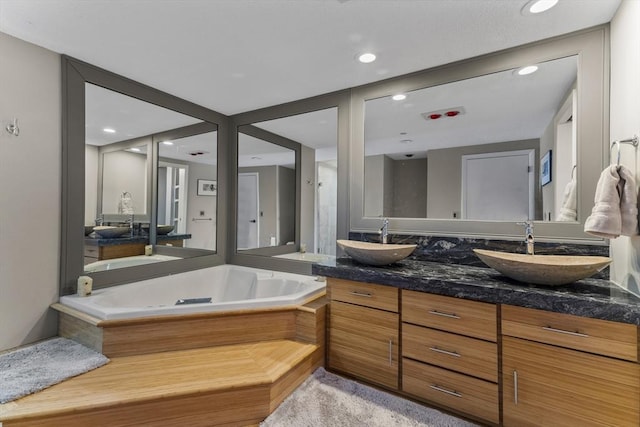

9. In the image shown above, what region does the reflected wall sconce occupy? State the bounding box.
[5,118,19,136]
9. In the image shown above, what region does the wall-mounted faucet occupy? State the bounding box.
[518,221,535,255]
[379,217,389,244]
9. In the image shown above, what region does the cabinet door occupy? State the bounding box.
[329,301,399,389]
[503,336,640,427]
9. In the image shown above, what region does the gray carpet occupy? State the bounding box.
[0,337,109,404]
[261,368,479,427]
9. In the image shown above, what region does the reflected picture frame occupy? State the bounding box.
[541,150,552,186]
[197,179,217,196]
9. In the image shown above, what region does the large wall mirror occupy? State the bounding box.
[351,27,608,242]
[229,93,348,273]
[62,57,228,295]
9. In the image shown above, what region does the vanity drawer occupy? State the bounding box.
[403,358,499,425]
[328,279,398,312]
[402,323,497,382]
[502,305,638,362]
[402,291,496,342]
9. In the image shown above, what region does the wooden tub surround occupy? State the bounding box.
[0,296,326,427]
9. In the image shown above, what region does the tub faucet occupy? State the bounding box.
[379,218,389,244]
[519,221,534,255]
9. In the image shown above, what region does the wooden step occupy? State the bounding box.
[0,340,321,427]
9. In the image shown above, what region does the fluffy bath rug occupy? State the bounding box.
[0,337,109,404]
[261,368,478,427]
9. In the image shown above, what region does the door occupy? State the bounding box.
[237,172,259,249]
[462,150,534,220]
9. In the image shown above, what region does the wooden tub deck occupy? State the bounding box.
[0,297,326,426]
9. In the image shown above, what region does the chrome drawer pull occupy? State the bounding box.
[429,347,461,358]
[513,370,518,405]
[349,291,372,298]
[428,310,460,319]
[542,326,589,338]
[388,339,393,366]
[430,384,462,398]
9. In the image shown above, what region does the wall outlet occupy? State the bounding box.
[145,245,153,256]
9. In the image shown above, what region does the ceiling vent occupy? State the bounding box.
[421,106,466,121]
[189,151,210,156]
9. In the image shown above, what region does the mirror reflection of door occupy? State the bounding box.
[158,163,188,234]
[237,172,260,250]
[461,150,535,220]
[248,107,338,260]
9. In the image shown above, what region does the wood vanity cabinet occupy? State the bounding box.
[327,278,399,390]
[401,291,499,425]
[502,305,640,427]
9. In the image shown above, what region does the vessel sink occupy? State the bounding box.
[473,249,612,286]
[337,239,417,266]
[93,226,131,238]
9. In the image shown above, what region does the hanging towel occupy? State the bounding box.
[618,165,638,236]
[584,165,638,238]
[557,178,577,222]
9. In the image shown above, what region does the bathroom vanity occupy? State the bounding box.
[84,234,191,263]
[315,258,640,427]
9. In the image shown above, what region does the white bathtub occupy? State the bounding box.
[84,254,181,272]
[60,264,325,320]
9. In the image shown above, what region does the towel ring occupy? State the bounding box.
[610,135,639,166]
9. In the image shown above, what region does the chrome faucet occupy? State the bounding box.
[126,214,135,237]
[95,215,103,226]
[519,221,534,255]
[379,218,389,244]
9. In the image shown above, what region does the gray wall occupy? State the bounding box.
[0,32,60,351]
[427,139,540,219]
[392,158,427,218]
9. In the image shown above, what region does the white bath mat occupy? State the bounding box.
[260,368,479,427]
[0,337,109,404]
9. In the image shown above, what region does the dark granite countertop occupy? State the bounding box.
[85,233,191,246]
[312,257,640,326]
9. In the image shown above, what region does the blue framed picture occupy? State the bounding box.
[541,150,552,186]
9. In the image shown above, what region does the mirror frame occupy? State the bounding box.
[229,91,350,274]
[61,56,229,296]
[349,26,609,243]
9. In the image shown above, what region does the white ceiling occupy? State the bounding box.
[0,0,620,116]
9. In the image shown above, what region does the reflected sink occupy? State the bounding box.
[473,249,612,286]
[337,239,417,266]
[93,226,131,238]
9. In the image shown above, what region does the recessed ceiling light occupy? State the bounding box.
[103,128,116,133]
[517,65,539,75]
[400,139,413,144]
[130,147,141,152]
[162,141,174,146]
[522,0,558,15]
[392,94,406,101]
[358,53,376,63]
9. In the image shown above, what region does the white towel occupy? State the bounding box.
[557,178,577,222]
[584,165,638,238]
[618,165,638,236]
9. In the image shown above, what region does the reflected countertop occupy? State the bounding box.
[312,257,640,325]
[85,233,192,246]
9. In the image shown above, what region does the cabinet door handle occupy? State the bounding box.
[428,310,460,319]
[430,384,462,398]
[349,291,372,298]
[429,347,461,358]
[513,370,518,405]
[388,339,393,366]
[542,326,589,338]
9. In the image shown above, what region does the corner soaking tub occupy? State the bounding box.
[60,264,325,320]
